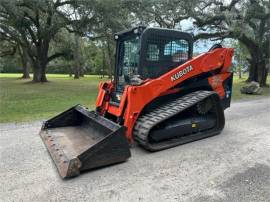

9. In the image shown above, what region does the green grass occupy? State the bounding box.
[0,73,107,123]
[0,73,101,78]
[0,73,269,123]
[232,75,270,100]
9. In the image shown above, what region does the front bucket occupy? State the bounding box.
[39,105,131,178]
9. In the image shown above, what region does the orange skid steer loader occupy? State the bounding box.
[39,27,234,178]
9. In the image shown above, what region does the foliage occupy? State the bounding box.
[0,55,20,73]
[124,0,192,29]
[0,0,95,82]
[190,0,270,86]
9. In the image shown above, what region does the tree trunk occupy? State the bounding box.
[105,40,113,79]
[41,65,47,82]
[247,55,268,86]
[32,66,42,82]
[240,35,267,86]
[101,47,106,78]
[69,65,73,77]
[22,63,30,79]
[80,65,84,77]
[18,46,30,79]
[238,66,241,79]
[73,34,82,79]
[27,40,49,82]
[245,47,259,83]
[74,71,80,79]
[258,58,268,87]
[32,61,47,82]
[246,58,258,82]
[260,68,268,87]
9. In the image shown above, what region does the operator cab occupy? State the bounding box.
[112,26,193,104]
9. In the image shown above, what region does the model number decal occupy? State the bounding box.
[171,65,193,82]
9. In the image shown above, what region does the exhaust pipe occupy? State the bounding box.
[39,105,131,178]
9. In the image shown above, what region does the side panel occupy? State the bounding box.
[95,81,114,115]
[95,83,106,108]
[208,72,232,98]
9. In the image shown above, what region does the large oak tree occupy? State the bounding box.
[190,0,270,86]
[0,0,94,82]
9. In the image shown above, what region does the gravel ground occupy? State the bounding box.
[0,97,270,202]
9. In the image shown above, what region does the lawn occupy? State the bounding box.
[0,74,107,123]
[0,73,269,123]
[232,75,270,100]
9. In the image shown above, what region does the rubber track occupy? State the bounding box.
[133,90,219,151]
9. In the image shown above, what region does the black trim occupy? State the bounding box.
[209,44,222,51]
[114,26,146,39]
[139,28,193,77]
[150,114,217,142]
[113,28,144,100]
[221,73,233,110]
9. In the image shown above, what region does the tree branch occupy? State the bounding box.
[54,0,76,8]
[0,45,16,57]
[47,52,68,63]
[194,31,232,41]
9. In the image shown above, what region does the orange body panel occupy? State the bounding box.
[95,48,234,142]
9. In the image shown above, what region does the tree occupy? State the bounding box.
[124,0,192,29]
[83,39,103,75]
[0,0,94,82]
[190,0,270,86]
[0,38,30,78]
[86,0,134,78]
[230,40,250,79]
[17,45,31,79]
[73,33,85,79]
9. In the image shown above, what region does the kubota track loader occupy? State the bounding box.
[39,26,234,178]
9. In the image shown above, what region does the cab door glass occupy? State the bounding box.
[164,40,189,62]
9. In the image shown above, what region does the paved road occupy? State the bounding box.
[1,97,270,202]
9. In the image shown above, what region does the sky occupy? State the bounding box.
[179,19,221,54]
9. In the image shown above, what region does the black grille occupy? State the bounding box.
[142,33,190,78]
[116,36,139,93]
[146,36,189,63]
